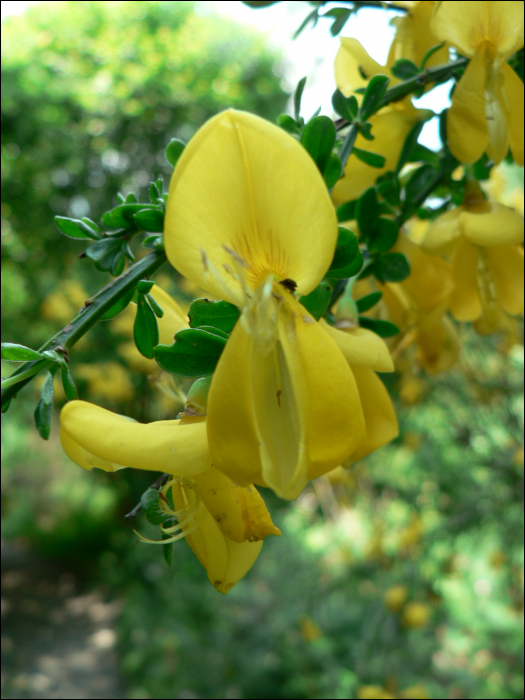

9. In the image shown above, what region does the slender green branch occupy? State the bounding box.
[1,249,167,410]
[335,58,468,132]
[337,123,359,176]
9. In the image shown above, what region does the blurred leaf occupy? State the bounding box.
[1,343,44,362]
[353,147,386,168]
[188,299,240,335]
[277,114,300,134]
[420,42,445,69]
[141,488,169,526]
[294,76,307,122]
[134,295,159,359]
[34,371,54,440]
[324,153,342,188]
[356,187,380,240]
[374,251,410,282]
[360,75,389,120]
[329,227,360,275]
[134,208,164,233]
[154,328,227,378]
[299,281,332,320]
[358,316,399,337]
[293,8,319,38]
[370,217,398,253]
[404,163,437,202]
[391,58,419,80]
[165,138,185,168]
[300,116,336,174]
[336,200,357,222]
[376,172,401,205]
[60,365,78,401]
[396,120,425,173]
[142,234,165,250]
[163,536,174,566]
[324,7,352,36]
[84,238,125,272]
[356,291,382,313]
[332,89,358,122]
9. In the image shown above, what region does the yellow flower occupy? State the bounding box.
[60,403,280,594]
[431,1,524,164]
[60,291,280,593]
[421,183,524,327]
[349,236,460,374]
[401,601,431,628]
[164,109,397,499]
[384,584,410,612]
[333,38,428,203]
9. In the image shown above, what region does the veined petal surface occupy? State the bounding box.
[60,400,210,475]
[164,110,337,300]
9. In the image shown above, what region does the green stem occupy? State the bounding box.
[336,123,359,178]
[1,360,54,390]
[1,249,167,411]
[335,58,469,132]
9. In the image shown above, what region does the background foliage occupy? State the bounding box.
[1,2,523,699]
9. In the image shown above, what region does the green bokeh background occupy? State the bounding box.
[1,2,524,699]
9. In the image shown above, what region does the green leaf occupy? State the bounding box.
[102,203,155,231]
[149,181,161,203]
[356,291,382,313]
[370,218,398,253]
[404,163,437,202]
[353,147,386,168]
[166,138,185,167]
[329,247,363,279]
[391,58,419,80]
[299,281,332,320]
[146,294,164,318]
[358,316,399,338]
[137,279,155,295]
[336,200,357,222]
[358,121,375,141]
[194,325,230,340]
[356,187,380,240]
[111,251,126,277]
[376,172,401,205]
[133,208,164,233]
[1,343,45,362]
[420,42,445,70]
[84,238,125,272]
[188,299,240,335]
[294,76,307,122]
[332,89,358,122]
[359,75,389,120]
[277,114,300,134]
[163,535,174,566]
[142,234,164,250]
[300,116,336,174]
[134,295,159,359]
[125,192,138,203]
[100,287,136,320]
[328,8,352,36]
[293,7,319,39]
[60,365,78,401]
[395,120,425,174]
[328,226,360,276]
[34,371,54,440]
[141,488,169,525]
[154,328,227,378]
[55,216,100,240]
[324,152,342,188]
[374,252,410,282]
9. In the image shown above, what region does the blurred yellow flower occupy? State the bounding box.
[401,601,431,628]
[421,182,524,331]
[431,1,524,164]
[385,584,410,612]
[357,686,396,700]
[75,361,134,403]
[388,1,449,70]
[164,109,397,499]
[60,403,280,594]
[299,615,323,642]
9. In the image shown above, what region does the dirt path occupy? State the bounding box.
[1,541,125,699]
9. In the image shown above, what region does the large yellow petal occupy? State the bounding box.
[208,292,364,500]
[420,207,463,255]
[449,239,482,320]
[417,316,460,374]
[388,2,449,70]
[321,321,395,372]
[447,46,488,164]
[485,244,525,315]
[345,366,398,464]
[431,2,524,57]
[335,37,386,96]
[60,400,210,475]
[176,498,263,595]
[332,106,423,204]
[164,109,337,300]
[501,62,525,166]
[460,201,524,247]
[193,467,280,543]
